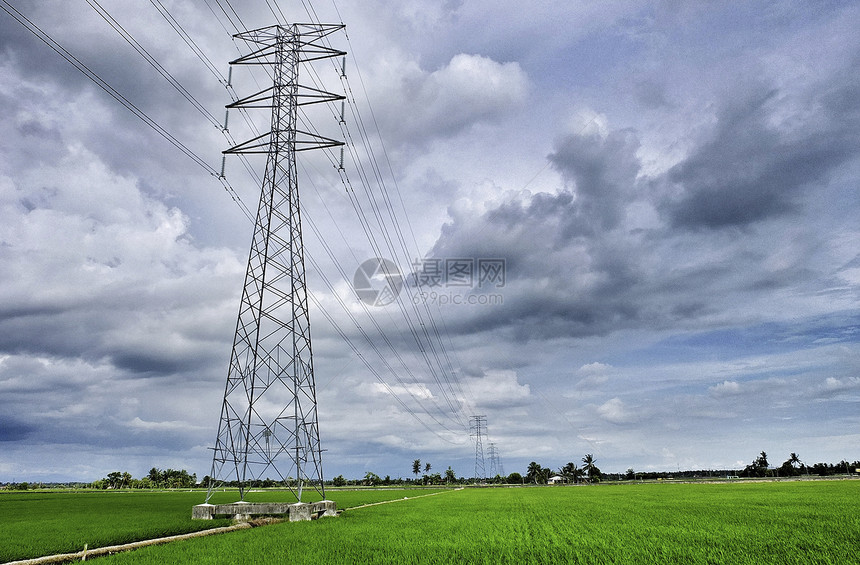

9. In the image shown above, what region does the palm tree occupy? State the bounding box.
[526,461,542,484]
[561,462,581,484]
[788,452,806,476]
[582,454,597,483]
[412,459,421,482]
[788,452,801,468]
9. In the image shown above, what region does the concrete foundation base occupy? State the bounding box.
[192,500,337,522]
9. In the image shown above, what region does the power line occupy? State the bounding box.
[149,0,228,85]
[85,0,223,129]
[0,0,216,175]
[292,23,470,428]
[300,196,466,437]
[293,3,473,429]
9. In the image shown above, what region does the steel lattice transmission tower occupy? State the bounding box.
[205,23,345,503]
[470,415,487,480]
[487,442,500,478]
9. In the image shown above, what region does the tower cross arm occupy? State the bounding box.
[227,85,343,110]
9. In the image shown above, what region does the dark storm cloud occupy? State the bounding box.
[0,1,82,84]
[0,309,206,378]
[662,70,860,229]
[548,128,641,234]
[454,291,638,342]
[109,349,205,377]
[0,318,87,361]
[444,190,575,256]
[426,201,645,340]
[422,124,650,340]
[439,125,644,264]
[0,416,34,441]
[0,3,156,105]
[423,55,860,344]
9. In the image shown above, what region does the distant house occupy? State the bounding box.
[548,475,564,485]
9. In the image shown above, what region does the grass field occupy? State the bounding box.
[0,487,445,562]
[2,481,858,564]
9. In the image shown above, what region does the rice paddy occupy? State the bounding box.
[1,481,857,564]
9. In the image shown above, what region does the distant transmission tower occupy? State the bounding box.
[489,443,505,477]
[487,443,499,477]
[205,24,345,503]
[470,415,487,480]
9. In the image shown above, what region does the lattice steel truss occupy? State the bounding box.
[470,415,487,480]
[206,23,345,503]
[487,442,499,477]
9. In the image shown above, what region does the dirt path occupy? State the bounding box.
[345,487,462,510]
[4,523,251,565]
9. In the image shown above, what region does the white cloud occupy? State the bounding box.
[127,417,206,432]
[368,52,529,141]
[597,397,635,425]
[462,369,531,411]
[822,377,860,393]
[709,380,741,397]
[575,362,612,389]
[371,382,435,400]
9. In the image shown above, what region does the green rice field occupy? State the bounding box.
[0,487,444,562]
[2,481,858,564]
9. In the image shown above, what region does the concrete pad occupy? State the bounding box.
[192,504,215,520]
[316,500,337,517]
[192,500,338,521]
[289,502,312,521]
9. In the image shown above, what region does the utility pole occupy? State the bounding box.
[205,23,345,504]
[470,415,487,481]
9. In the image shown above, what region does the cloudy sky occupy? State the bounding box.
[1,0,858,483]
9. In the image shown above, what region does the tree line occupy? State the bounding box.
[3,452,857,491]
[332,452,859,488]
[89,468,198,489]
[515,452,860,484]
[326,454,604,487]
[740,451,859,478]
[1,468,200,490]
